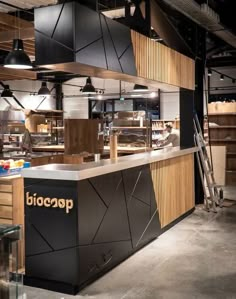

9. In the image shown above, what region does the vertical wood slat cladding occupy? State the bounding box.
[131,31,195,90]
[150,154,194,228]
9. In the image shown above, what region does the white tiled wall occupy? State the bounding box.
[160,91,179,120]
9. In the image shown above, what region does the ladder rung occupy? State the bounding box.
[209,183,221,189]
[206,170,213,175]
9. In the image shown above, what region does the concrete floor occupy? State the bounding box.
[23,189,236,299]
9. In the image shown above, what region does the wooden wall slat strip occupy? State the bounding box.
[150,154,195,228]
[131,30,195,90]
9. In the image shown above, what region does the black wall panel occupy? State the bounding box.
[74,3,102,51]
[34,4,64,38]
[105,17,132,59]
[100,14,122,73]
[77,180,107,245]
[53,3,74,49]
[35,32,74,66]
[26,248,78,285]
[76,39,107,69]
[25,180,78,252]
[34,1,137,76]
[119,45,137,76]
[79,241,132,285]
[24,165,160,294]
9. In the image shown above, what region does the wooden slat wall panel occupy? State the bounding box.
[0,184,12,192]
[0,205,12,219]
[131,30,195,90]
[0,192,12,205]
[150,154,195,228]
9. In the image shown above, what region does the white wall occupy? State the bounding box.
[62,78,136,119]
[160,91,179,120]
[0,80,56,112]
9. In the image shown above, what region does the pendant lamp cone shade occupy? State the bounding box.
[82,77,96,94]
[38,82,50,96]
[1,85,13,97]
[4,39,32,69]
[133,84,148,92]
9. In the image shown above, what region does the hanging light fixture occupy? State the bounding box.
[208,69,212,76]
[220,74,224,81]
[133,84,148,92]
[1,85,13,98]
[4,39,32,69]
[38,82,50,96]
[82,77,96,94]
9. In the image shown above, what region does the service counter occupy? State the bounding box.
[22,146,197,294]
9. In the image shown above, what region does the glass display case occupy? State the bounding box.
[0,224,23,299]
[111,111,152,148]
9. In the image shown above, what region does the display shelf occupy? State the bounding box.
[227,152,236,155]
[210,139,236,142]
[152,129,165,131]
[208,112,236,116]
[208,105,236,185]
[209,126,236,129]
[111,126,147,129]
[112,113,151,148]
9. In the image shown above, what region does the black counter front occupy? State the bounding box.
[24,165,161,294]
[23,147,196,294]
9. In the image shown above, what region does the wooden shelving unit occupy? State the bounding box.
[208,109,236,185]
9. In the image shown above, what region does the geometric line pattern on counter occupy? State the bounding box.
[24,164,161,292]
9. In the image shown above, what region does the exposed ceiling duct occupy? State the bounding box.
[0,0,57,12]
[163,0,236,48]
[102,6,135,19]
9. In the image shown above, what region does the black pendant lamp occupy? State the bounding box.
[133,84,148,92]
[4,39,32,69]
[1,85,13,98]
[82,77,96,94]
[38,82,50,96]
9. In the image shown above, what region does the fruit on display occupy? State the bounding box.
[0,159,25,170]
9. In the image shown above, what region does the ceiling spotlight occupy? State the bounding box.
[38,82,50,96]
[4,39,32,69]
[220,74,224,81]
[82,77,96,94]
[133,84,148,92]
[1,85,13,98]
[208,69,212,76]
[97,95,103,100]
[150,92,157,98]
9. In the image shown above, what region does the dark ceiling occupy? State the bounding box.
[194,0,236,34]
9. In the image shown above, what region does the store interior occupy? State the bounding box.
[0,0,236,298]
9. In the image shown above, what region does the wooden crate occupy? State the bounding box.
[0,176,24,268]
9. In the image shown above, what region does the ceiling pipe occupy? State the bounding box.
[162,0,236,48]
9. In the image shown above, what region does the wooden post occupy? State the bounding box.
[110,132,118,160]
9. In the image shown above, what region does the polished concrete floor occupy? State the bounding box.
[23,189,236,299]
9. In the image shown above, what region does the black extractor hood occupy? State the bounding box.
[34,1,137,77]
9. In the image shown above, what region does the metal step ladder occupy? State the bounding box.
[193,114,223,212]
